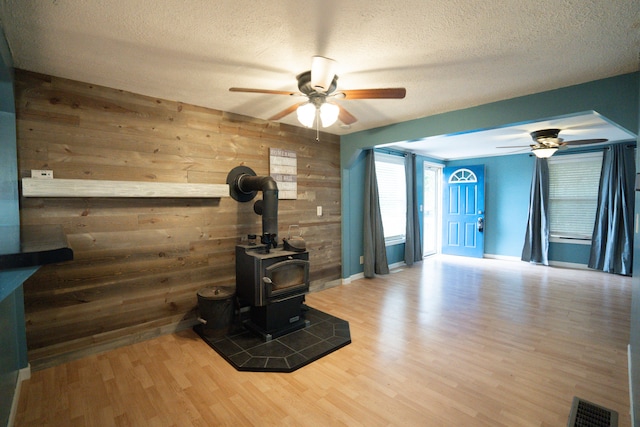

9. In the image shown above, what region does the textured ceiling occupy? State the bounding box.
[383,111,638,160]
[0,0,638,147]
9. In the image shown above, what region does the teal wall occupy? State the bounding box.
[341,150,442,275]
[385,154,442,265]
[447,154,533,257]
[341,150,366,277]
[630,69,640,425]
[341,72,639,279]
[448,151,604,264]
[342,73,639,168]
[0,21,30,427]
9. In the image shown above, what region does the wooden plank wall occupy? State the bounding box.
[14,70,342,369]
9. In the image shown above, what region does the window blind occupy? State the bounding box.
[548,152,603,239]
[374,152,406,243]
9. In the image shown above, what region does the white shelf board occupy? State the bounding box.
[22,178,229,198]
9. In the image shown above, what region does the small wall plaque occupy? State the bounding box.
[269,148,297,200]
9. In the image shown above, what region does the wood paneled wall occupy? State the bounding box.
[14,70,341,369]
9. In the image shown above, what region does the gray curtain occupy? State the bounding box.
[588,144,635,275]
[363,150,389,277]
[521,158,550,265]
[404,153,423,265]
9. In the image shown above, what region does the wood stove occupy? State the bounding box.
[236,244,309,306]
[226,166,310,341]
[236,244,310,340]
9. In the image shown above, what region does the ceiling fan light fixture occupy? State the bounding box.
[531,129,563,146]
[311,56,337,93]
[532,146,558,158]
[296,102,316,128]
[319,102,339,127]
[230,56,406,130]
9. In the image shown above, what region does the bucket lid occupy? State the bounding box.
[197,286,235,299]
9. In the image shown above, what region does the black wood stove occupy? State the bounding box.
[236,244,309,340]
[226,166,310,341]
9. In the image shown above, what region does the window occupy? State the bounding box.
[547,152,603,242]
[374,152,406,245]
[448,168,477,183]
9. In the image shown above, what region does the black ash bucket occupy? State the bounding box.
[197,286,235,338]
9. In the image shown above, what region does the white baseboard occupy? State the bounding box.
[18,365,30,381]
[548,260,590,270]
[343,261,407,284]
[388,261,406,270]
[484,253,590,271]
[483,254,521,262]
[8,364,31,427]
[343,272,363,284]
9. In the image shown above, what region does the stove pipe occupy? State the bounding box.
[226,166,279,248]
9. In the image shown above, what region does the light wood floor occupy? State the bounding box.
[15,256,632,426]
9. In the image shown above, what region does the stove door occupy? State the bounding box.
[264,258,309,301]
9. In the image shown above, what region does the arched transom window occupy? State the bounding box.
[448,168,478,183]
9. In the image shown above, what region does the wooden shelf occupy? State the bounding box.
[22,178,229,198]
[0,224,73,272]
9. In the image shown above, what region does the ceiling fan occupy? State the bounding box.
[498,128,608,158]
[229,56,406,132]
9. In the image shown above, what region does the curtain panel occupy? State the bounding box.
[404,153,423,265]
[588,144,635,275]
[363,150,389,277]
[521,158,550,265]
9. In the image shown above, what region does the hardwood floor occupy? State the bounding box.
[15,255,632,426]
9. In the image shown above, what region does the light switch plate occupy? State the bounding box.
[31,170,53,179]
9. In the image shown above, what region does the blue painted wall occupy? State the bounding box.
[630,68,640,425]
[447,154,533,257]
[385,154,441,265]
[447,153,602,264]
[342,151,442,274]
[341,150,366,278]
[341,72,639,279]
[341,73,639,168]
[0,21,30,427]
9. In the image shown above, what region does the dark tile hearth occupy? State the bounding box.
[194,306,351,372]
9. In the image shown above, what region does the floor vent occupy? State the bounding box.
[567,396,618,427]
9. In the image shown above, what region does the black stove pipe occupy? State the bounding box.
[238,175,278,239]
[226,166,279,249]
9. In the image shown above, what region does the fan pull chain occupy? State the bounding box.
[315,108,320,142]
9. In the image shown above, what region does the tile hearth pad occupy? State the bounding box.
[194,306,351,372]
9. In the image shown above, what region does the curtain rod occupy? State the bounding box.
[374,147,405,156]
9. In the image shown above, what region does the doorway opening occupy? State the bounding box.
[423,162,442,257]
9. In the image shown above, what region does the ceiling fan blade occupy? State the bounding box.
[268,103,304,121]
[229,87,297,96]
[563,138,608,146]
[338,105,358,125]
[340,88,406,100]
[496,145,531,148]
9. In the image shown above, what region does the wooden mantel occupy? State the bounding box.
[22,178,229,198]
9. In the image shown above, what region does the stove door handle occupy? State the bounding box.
[270,292,309,304]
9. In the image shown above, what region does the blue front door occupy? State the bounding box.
[442,165,485,258]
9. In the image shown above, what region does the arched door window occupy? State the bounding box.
[448,168,477,183]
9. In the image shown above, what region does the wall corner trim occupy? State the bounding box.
[8,364,31,427]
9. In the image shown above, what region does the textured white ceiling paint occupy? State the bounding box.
[0,0,638,158]
[383,111,637,160]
